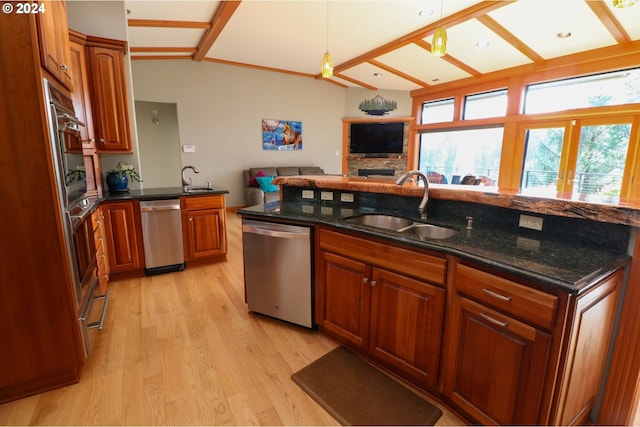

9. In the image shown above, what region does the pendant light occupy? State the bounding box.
[321,0,333,78]
[613,0,636,7]
[431,0,447,57]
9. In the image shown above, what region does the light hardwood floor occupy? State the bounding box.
[0,209,464,426]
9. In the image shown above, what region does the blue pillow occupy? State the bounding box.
[255,176,278,192]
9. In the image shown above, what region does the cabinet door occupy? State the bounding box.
[444,296,552,425]
[184,208,227,260]
[69,39,94,146]
[317,251,371,349]
[369,268,445,387]
[37,0,73,90]
[103,201,144,276]
[88,46,131,152]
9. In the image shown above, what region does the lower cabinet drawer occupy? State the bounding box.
[454,263,558,330]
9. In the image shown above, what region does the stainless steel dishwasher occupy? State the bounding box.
[140,199,185,275]
[242,218,312,328]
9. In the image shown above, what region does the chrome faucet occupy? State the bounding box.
[181,165,199,186]
[395,170,430,220]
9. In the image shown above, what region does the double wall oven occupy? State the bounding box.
[44,79,109,357]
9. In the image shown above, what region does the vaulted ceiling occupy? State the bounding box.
[124,0,640,92]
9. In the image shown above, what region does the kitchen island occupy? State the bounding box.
[238,175,632,426]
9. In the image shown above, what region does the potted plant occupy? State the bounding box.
[106,161,142,192]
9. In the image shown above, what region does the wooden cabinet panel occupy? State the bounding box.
[316,227,446,389]
[445,296,552,425]
[552,270,622,425]
[36,0,73,90]
[92,207,110,294]
[317,251,371,348]
[455,263,559,330]
[69,34,94,146]
[103,201,144,278]
[181,195,228,264]
[87,45,131,152]
[370,268,445,387]
[318,228,446,284]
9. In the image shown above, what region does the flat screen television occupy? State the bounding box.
[349,122,404,155]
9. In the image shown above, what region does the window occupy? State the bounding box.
[418,127,503,185]
[421,98,454,124]
[464,89,508,120]
[524,68,640,114]
[573,123,631,202]
[521,127,564,195]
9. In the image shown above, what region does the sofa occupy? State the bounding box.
[244,166,325,206]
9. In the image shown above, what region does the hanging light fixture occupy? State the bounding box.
[431,0,447,57]
[321,0,333,78]
[613,0,636,7]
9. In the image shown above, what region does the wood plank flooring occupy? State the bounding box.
[0,209,464,426]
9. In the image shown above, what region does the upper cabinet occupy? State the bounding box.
[86,39,131,152]
[36,0,73,91]
[69,31,94,146]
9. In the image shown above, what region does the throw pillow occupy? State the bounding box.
[249,170,266,187]
[255,176,278,192]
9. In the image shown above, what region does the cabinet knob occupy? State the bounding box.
[99,138,105,143]
[60,64,68,71]
[189,217,193,222]
[370,280,377,287]
[363,277,369,284]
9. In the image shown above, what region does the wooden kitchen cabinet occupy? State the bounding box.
[86,40,131,152]
[102,200,145,279]
[91,206,110,294]
[444,261,623,426]
[317,228,446,387]
[181,195,228,265]
[36,0,73,91]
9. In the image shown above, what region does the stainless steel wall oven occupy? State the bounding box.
[44,79,109,357]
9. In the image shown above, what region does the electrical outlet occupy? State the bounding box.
[321,191,333,201]
[519,214,543,231]
[302,190,314,199]
[340,193,354,203]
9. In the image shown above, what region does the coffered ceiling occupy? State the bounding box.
[124,0,640,92]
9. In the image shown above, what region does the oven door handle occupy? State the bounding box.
[57,112,85,128]
[85,291,110,331]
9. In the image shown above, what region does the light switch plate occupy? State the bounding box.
[519,214,543,231]
[340,193,354,203]
[182,144,196,153]
[321,191,333,201]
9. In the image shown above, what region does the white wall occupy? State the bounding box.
[131,60,346,206]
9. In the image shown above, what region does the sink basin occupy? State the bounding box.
[184,187,214,193]
[343,214,457,239]
[400,223,458,239]
[344,214,413,231]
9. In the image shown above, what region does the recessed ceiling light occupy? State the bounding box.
[373,72,383,78]
[419,9,434,17]
[556,31,572,39]
[476,40,490,49]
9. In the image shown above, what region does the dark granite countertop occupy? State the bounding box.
[102,186,229,202]
[238,201,630,295]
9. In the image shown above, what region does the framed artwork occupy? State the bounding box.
[262,119,302,150]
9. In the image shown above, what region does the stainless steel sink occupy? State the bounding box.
[343,214,457,239]
[183,186,214,193]
[400,223,458,239]
[344,214,413,231]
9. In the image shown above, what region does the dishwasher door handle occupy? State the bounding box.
[140,205,181,212]
[243,224,309,240]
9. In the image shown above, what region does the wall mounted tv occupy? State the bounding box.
[349,122,404,155]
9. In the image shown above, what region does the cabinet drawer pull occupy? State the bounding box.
[480,312,509,328]
[483,288,512,302]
